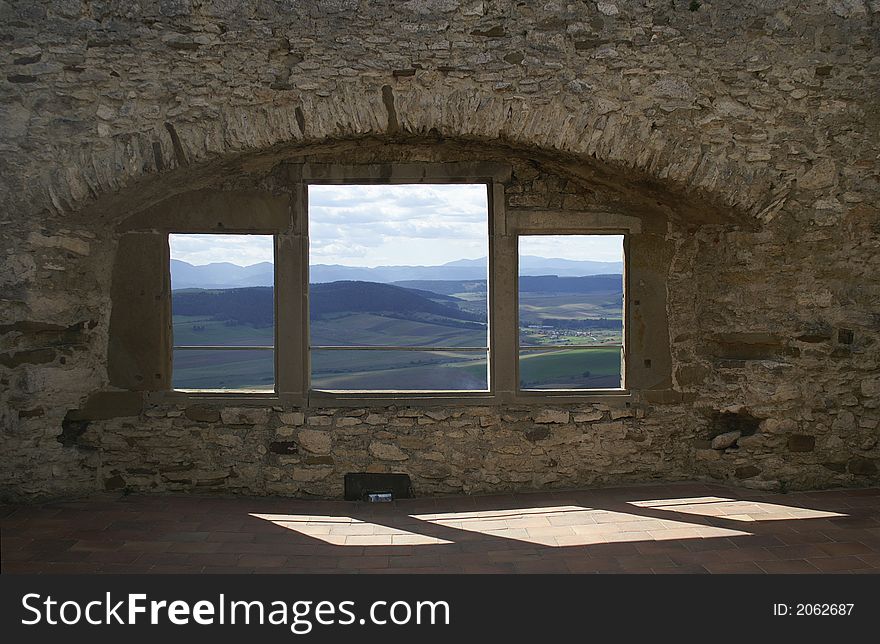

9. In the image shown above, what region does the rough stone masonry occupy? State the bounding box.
[0,1,878,501]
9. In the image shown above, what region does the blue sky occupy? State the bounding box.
[169,185,623,266]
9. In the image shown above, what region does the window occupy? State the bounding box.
[518,235,624,391]
[307,184,490,392]
[111,162,654,401]
[169,234,275,391]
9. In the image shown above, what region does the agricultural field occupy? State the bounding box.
[311,350,488,391]
[172,349,274,391]
[518,347,621,390]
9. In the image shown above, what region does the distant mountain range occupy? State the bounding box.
[394,275,622,296]
[170,257,624,289]
[170,260,275,290]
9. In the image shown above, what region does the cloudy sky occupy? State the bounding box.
[169,184,622,267]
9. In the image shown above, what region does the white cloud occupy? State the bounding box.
[307,183,489,267]
[168,189,624,267]
[169,234,273,266]
[519,235,623,263]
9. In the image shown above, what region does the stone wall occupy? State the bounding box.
[1,1,878,500]
[85,403,667,497]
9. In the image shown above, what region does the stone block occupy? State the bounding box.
[787,435,815,452]
[279,412,305,426]
[297,429,332,454]
[185,405,220,423]
[848,458,877,476]
[269,441,298,455]
[534,409,569,424]
[220,408,270,425]
[368,441,408,461]
[573,411,603,422]
[734,465,761,479]
[711,431,741,450]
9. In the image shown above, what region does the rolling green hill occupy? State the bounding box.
[309,281,482,322]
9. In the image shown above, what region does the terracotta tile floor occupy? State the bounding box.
[2,482,879,574]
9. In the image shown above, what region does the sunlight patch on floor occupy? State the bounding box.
[411,505,751,547]
[249,513,452,545]
[628,496,847,522]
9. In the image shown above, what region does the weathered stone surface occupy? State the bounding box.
[269,441,298,455]
[67,392,143,421]
[185,405,220,423]
[798,159,838,191]
[0,348,57,368]
[711,431,741,450]
[573,411,603,423]
[861,377,880,399]
[596,2,619,17]
[534,410,570,424]
[290,467,333,482]
[708,411,761,439]
[525,426,551,442]
[297,429,332,454]
[303,455,334,465]
[788,435,816,452]
[711,333,797,360]
[279,412,305,426]
[761,418,798,435]
[28,232,90,256]
[369,442,408,461]
[220,408,270,425]
[734,465,761,479]
[848,458,877,476]
[823,461,848,473]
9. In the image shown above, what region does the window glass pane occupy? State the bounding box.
[308,184,489,391]
[172,349,275,391]
[518,235,624,390]
[519,347,623,390]
[170,234,274,390]
[311,349,487,391]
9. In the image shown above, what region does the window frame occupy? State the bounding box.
[122,164,664,408]
[168,232,279,394]
[305,181,493,394]
[300,165,501,402]
[513,232,629,395]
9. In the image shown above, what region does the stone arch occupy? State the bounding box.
[17,82,787,225]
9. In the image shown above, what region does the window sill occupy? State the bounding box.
[146,389,634,408]
[147,390,282,405]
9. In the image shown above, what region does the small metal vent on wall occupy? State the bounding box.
[344,473,414,502]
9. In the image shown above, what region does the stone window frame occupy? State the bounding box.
[113,161,673,408]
